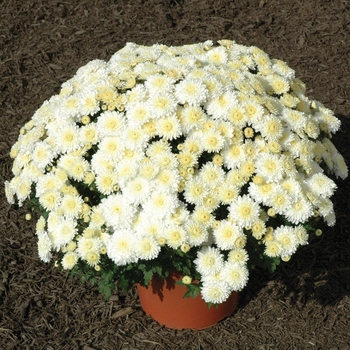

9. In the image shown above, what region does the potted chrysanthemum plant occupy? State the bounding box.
[5,40,348,329]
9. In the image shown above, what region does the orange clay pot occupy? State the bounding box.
[137,271,239,330]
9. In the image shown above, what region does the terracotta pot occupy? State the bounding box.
[137,271,239,330]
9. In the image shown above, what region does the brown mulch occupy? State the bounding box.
[1,0,350,349]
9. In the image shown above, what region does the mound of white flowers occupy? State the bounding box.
[5,40,348,304]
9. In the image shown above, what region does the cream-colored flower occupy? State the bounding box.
[221,262,249,291]
[229,195,260,228]
[201,279,231,304]
[61,251,79,270]
[213,220,243,250]
[194,246,224,276]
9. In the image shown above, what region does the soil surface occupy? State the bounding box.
[1,1,350,349]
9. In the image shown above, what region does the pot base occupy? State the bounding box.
[137,271,239,330]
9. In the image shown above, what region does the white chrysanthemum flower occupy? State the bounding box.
[94,172,116,195]
[266,187,291,215]
[152,150,178,169]
[194,246,224,276]
[76,236,102,259]
[264,240,283,257]
[274,226,298,256]
[96,110,125,137]
[255,115,284,141]
[84,251,101,267]
[184,176,209,205]
[147,92,177,117]
[184,219,209,246]
[226,104,248,128]
[332,152,348,179]
[57,153,78,173]
[155,169,180,193]
[201,279,231,304]
[174,78,208,106]
[35,173,63,197]
[177,150,198,169]
[218,182,239,205]
[315,109,341,134]
[60,194,83,218]
[61,251,79,270]
[281,108,307,131]
[306,173,337,199]
[222,143,246,169]
[248,181,274,205]
[280,178,302,200]
[68,156,90,181]
[134,215,163,238]
[146,139,171,157]
[116,159,139,186]
[199,163,225,189]
[180,105,206,132]
[126,102,151,127]
[271,59,295,78]
[37,232,52,262]
[98,136,125,161]
[213,220,243,250]
[206,46,228,65]
[80,123,99,145]
[227,248,249,265]
[255,153,284,182]
[144,191,178,219]
[124,126,150,150]
[284,196,313,224]
[78,90,99,115]
[268,74,290,95]
[106,230,136,265]
[124,176,152,205]
[144,73,175,94]
[89,206,105,229]
[91,151,115,175]
[56,217,77,247]
[156,115,182,140]
[280,154,298,178]
[202,76,224,99]
[229,195,260,228]
[242,101,264,125]
[39,190,61,211]
[165,224,187,249]
[192,206,215,228]
[55,123,82,153]
[134,235,160,260]
[221,262,249,291]
[35,216,46,235]
[206,91,237,119]
[316,197,334,217]
[100,193,136,229]
[294,225,309,246]
[46,211,61,233]
[59,94,81,119]
[32,142,55,170]
[139,159,160,180]
[200,130,226,153]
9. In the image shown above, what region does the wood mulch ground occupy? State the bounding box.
[0,1,349,349]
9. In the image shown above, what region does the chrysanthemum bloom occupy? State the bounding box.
[201,279,232,304]
[221,262,249,291]
[5,40,348,306]
[37,232,52,262]
[194,247,224,276]
[229,195,260,228]
[61,251,79,270]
